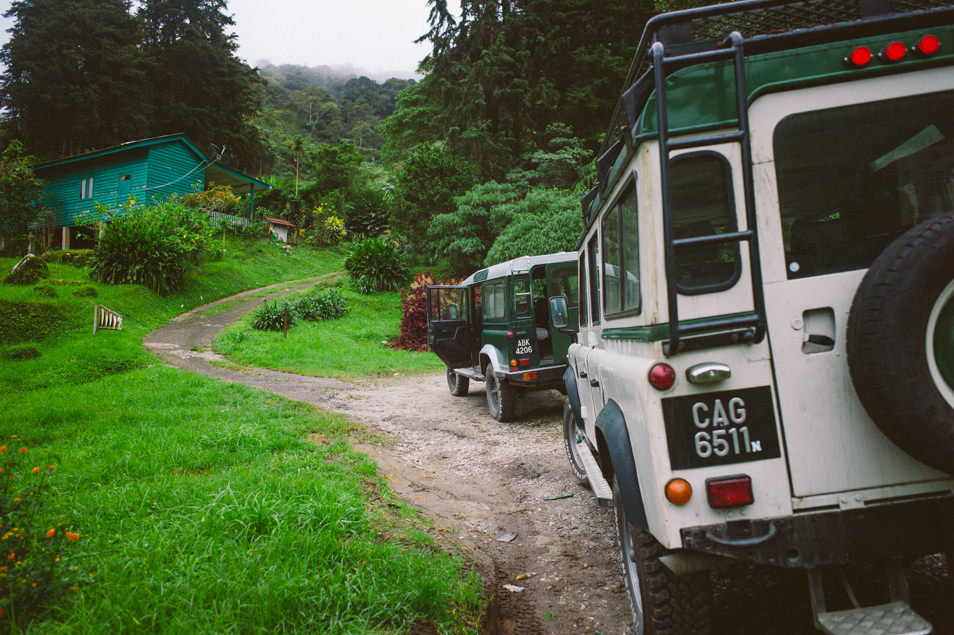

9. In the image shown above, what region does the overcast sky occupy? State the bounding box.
[0,0,459,79]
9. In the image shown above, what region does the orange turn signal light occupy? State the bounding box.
[665,478,692,506]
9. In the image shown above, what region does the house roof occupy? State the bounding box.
[263,215,295,228]
[31,133,269,191]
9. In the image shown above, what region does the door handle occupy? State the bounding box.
[589,378,600,387]
[578,370,587,378]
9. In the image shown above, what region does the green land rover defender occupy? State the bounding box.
[426,253,577,421]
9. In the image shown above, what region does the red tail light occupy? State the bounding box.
[648,363,676,391]
[706,475,754,508]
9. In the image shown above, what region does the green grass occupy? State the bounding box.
[0,240,483,633]
[213,286,444,379]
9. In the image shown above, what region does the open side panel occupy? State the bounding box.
[426,285,472,368]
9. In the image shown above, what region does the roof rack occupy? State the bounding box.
[600,0,954,156]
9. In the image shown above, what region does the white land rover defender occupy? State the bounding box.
[554,1,954,633]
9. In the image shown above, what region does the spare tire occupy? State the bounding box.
[847,211,954,474]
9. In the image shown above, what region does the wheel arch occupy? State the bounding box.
[596,399,649,531]
[479,344,506,377]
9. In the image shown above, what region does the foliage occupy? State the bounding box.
[2,255,48,286]
[0,442,84,623]
[344,185,391,238]
[506,123,593,190]
[389,0,657,179]
[0,0,149,158]
[485,197,583,265]
[299,203,346,247]
[395,271,457,352]
[251,299,295,331]
[31,282,56,298]
[344,237,409,293]
[310,142,364,194]
[88,200,216,295]
[0,345,40,361]
[71,285,98,298]
[292,286,348,322]
[389,143,476,243]
[0,142,48,247]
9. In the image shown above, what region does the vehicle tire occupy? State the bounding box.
[613,479,712,635]
[485,372,516,422]
[563,401,590,487]
[447,367,469,396]
[847,211,954,475]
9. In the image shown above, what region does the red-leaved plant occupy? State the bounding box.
[394,271,458,351]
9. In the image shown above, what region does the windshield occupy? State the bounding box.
[774,89,954,279]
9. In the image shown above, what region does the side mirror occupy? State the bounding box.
[549,295,569,329]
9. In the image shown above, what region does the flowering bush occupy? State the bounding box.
[394,271,458,351]
[181,185,242,216]
[0,439,84,623]
[298,203,346,247]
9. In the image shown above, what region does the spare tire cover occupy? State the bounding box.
[847,211,954,475]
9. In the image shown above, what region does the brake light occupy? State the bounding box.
[882,41,907,62]
[519,358,531,367]
[846,45,872,67]
[917,34,941,56]
[706,475,754,508]
[507,331,514,339]
[648,363,676,391]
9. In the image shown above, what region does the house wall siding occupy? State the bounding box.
[146,144,204,201]
[39,152,149,227]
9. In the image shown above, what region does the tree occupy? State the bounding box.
[0,0,150,158]
[0,141,48,250]
[389,143,475,244]
[138,0,263,170]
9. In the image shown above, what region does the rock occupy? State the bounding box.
[3,254,49,285]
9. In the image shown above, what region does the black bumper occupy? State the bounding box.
[680,494,954,568]
[503,364,567,390]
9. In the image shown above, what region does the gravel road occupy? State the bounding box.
[144,282,953,635]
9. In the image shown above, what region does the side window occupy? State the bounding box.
[670,153,740,294]
[578,252,589,327]
[587,234,601,325]
[513,276,531,315]
[482,281,506,320]
[601,178,642,318]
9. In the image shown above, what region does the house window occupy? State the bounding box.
[80,177,95,200]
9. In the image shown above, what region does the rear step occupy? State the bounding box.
[809,564,932,635]
[576,441,613,507]
[817,603,930,635]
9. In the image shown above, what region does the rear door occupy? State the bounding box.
[545,262,579,365]
[426,285,472,368]
[752,78,954,501]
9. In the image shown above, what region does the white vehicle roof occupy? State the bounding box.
[460,252,576,287]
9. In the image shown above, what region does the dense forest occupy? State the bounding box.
[0,0,701,275]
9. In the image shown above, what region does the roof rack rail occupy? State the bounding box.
[600,0,954,156]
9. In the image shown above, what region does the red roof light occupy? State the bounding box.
[883,41,907,62]
[847,45,873,67]
[918,34,941,56]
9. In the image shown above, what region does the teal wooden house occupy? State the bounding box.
[31,134,268,249]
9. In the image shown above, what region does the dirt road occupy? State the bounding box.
[145,282,953,635]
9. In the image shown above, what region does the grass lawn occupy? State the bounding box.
[213,286,445,379]
[0,239,482,633]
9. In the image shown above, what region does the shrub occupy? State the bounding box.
[31,283,56,298]
[292,287,347,321]
[0,441,85,622]
[344,237,408,293]
[1,345,41,361]
[394,271,457,351]
[252,300,295,331]
[3,255,48,286]
[0,301,65,345]
[300,206,346,247]
[71,285,98,298]
[88,200,215,295]
[351,276,377,296]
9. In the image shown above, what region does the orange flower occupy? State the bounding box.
[65,532,79,542]
[49,465,56,470]
[0,446,6,452]
[46,528,55,538]
[0,607,6,618]
[19,448,26,453]
[7,553,14,561]
[31,467,39,474]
